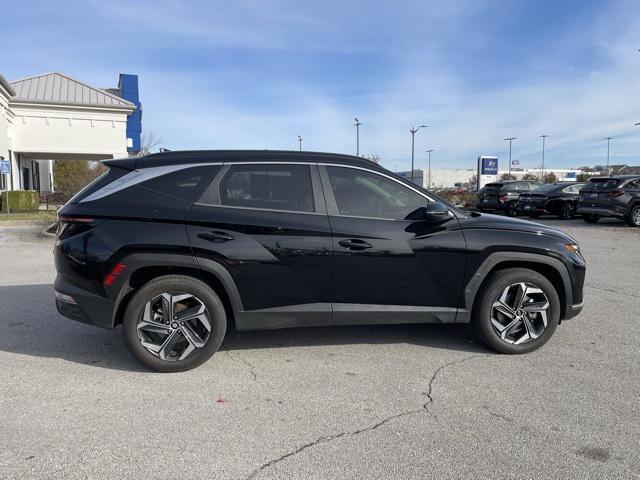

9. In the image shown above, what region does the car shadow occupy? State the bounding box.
[0,284,488,372]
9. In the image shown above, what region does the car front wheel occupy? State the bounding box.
[472,268,560,354]
[123,275,227,372]
[583,214,599,224]
[627,205,640,227]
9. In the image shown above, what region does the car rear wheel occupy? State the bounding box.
[583,214,599,224]
[123,275,227,372]
[506,202,518,217]
[627,205,640,227]
[472,268,560,354]
[559,202,575,220]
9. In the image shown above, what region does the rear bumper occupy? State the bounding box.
[54,275,116,329]
[577,205,625,218]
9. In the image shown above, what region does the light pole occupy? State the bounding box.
[604,137,612,170]
[354,117,362,157]
[297,135,303,152]
[410,125,427,184]
[504,137,516,175]
[540,134,549,179]
[425,149,434,189]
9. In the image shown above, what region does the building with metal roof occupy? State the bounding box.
[0,71,141,193]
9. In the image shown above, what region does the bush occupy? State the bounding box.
[436,190,477,208]
[0,190,41,212]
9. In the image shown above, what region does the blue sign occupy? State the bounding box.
[566,172,576,179]
[481,157,498,175]
[0,160,10,175]
[512,160,520,165]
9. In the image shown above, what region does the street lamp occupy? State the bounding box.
[354,118,362,157]
[297,135,303,152]
[504,137,517,175]
[410,125,428,184]
[540,134,549,179]
[425,149,434,189]
[604,137,612,170]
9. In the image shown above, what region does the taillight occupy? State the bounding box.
[607,190,624,197]
[57,217,98,239]
[103,263,126,286]
[499,195,508,203]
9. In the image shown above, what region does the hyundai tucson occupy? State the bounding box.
[54,151,586,372]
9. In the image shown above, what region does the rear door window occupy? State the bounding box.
[219,164,315,212]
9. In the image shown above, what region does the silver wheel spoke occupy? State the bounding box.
[522,301,549,312]
[180,321,206,348]
[157,329,180,360]
[493,301,516,319]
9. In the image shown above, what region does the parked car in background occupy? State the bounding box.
[53,150,585,371]
[476,181,542,216]
[516,182,584,219]
[577,175,640,226]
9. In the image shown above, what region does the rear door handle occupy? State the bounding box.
[338,238,372,251]
[197,231,235,243]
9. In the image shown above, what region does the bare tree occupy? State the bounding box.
[138,131,163,156]
[500,173,516,181]
[363,153,382,164]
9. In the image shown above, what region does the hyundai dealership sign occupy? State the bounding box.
[477,156,498,190]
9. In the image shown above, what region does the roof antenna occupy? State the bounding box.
[159,148,171,153]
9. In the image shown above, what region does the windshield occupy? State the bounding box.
[583,179,620,190]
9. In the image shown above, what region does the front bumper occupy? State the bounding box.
[54,275,116,329]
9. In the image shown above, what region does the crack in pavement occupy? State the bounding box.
[585,284,640,299]
[226,351,257,382]
[245,354,484,480]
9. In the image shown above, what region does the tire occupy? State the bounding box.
[472,268,560,354]
[123,275,227,372]
[559,202,575,220]
[627,205,640,227]
[583,214,599,224]
[506,203,518,217]
[528,212,541,219]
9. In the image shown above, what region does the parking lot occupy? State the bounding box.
[1,217,639,480]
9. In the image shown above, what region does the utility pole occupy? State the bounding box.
[540,134,549,179]
[297,135,303,152]
[410,125,427,184]
[354,117,362,157]
[604,137,612,170]
[425,149,434,189]
[504,137,516,176]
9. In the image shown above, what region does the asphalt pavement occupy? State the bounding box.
[0,217,638,479]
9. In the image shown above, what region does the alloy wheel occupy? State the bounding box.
[136,293,212,361]
[490,282,550,345]
[632,207,640,226]
[561,203,574,219]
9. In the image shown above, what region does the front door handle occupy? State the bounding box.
[338,238,372,251]
[197,231,235,243]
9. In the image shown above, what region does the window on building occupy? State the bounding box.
[219,164,315,212]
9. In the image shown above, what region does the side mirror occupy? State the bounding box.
[404,202,452,223]
[424,202,451,222]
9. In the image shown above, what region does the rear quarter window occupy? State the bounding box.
[139,165,220,202]
[583,179,620,190]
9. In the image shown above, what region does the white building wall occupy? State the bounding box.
[10,104,129,157]
[423,169,476,188]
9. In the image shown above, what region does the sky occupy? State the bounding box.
[3,0,640,171]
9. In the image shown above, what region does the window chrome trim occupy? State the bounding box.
[192,202,325,216]
[318,163,435,202]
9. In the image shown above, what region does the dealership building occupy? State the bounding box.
[0,71,141,192]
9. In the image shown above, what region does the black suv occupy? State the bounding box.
[54,151,585,372]
[477,180,542,216]
[577,175,640,226]
[516,182,584,219]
